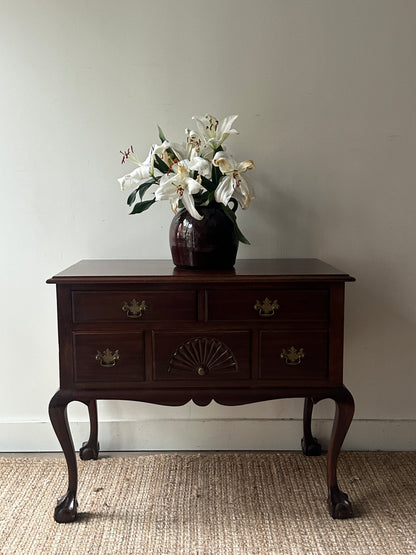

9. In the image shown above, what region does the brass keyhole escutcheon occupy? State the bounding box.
[197,366,206,376]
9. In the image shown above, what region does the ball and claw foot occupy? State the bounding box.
[328,487,353,519]
[54,490,78,523]
[301,436,322,456]
[79,441,99,461]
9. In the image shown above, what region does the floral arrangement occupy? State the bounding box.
[118,114,255,243]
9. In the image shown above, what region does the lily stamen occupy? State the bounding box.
[121,145,134,164]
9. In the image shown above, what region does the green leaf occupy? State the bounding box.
[220,203,251,245]
[138,178,156,200]
[157,125,167,143]
[236,229,250,245]
[126,187,139,207]
[195,191,211,206]
[129,198,156,214]
[153,154,170,174]
[211,164,222,187]
[200,175,216,193]
[126,178,156,206]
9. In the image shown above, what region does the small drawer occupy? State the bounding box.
[72,290,197,323]
[207,289,328,322]
[153,331,251,381]
[259,331,328,381]
[73,332,145,385]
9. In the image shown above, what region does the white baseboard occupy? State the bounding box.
[1,419,415,452]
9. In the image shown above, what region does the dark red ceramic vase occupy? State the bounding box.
[169,202,239,269]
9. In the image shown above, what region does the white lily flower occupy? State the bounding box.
[187,156,212,179]
[154,161,205,220]
[213,151,255,209]
[184,128,202,157]
[117,165,153,191]
[192,114,239,150]
[165,141,187,162]
[118,114,255,246]
[166,135,210,165]
[182,128,211,160]
[117,143,166,190]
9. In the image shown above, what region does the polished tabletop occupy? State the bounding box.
[47,259,354,284]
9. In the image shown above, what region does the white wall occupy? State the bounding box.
[1,0,415,451]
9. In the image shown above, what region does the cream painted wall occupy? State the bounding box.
[1,0,415,451]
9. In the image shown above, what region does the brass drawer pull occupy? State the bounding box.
[254,298,279,317]
[280,346,305,365]
[96,348,120,367]
[122,299,148,318]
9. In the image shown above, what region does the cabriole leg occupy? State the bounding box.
[79,399,99,460]
[301,396,322,456]
[327,387,355,519]
[49,390,78,523]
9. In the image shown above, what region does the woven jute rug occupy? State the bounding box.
[0,452,415,554]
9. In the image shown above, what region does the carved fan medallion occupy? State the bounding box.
[168,337,238,377]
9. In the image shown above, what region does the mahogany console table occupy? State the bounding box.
[47,259,355,522]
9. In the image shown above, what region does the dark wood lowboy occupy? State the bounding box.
[47,258,355,522]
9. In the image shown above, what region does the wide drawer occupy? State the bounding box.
[153,331,251,380]
[259,330,328,380]
[206,289,328,322]
[73,332,145,385]
[72,290,197,323]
